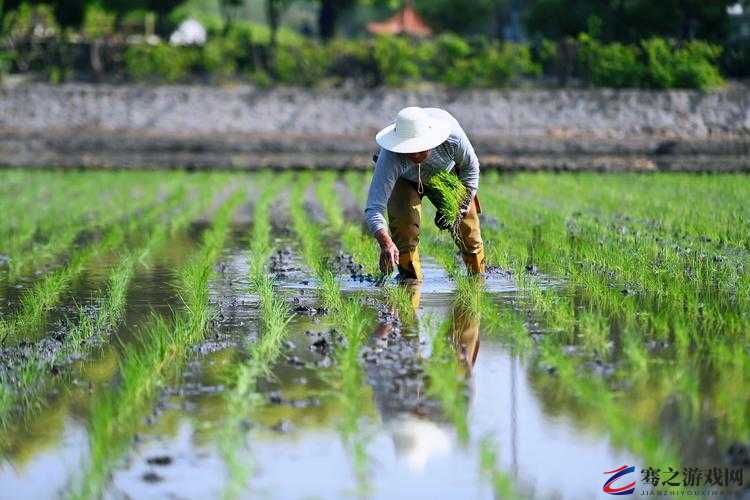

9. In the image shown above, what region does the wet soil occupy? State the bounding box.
[2,203,746,500]
[362,302,442,419]
[0,227,200,437]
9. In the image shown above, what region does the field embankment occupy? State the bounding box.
[1,83,749,171]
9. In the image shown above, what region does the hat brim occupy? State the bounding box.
[375,119,451,153]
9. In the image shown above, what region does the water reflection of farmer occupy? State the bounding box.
[451,302,480,371]
[366,283,480,470]
[365,107,486,279]
[399,283,480,371]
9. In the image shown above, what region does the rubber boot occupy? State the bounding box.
[462,248,486,275]
[397,248,423,282]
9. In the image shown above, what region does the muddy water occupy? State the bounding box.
[0,228,201,499]
[109,252,642,500]
[0,226,741,500]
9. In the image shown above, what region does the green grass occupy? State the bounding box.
[69,188,243,500]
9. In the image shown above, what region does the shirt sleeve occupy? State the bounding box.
[454,126,480,193]
[365,148,400,235]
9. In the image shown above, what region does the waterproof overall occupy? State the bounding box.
[387,176,485,280]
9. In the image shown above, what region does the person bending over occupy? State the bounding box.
[365,106,485,280]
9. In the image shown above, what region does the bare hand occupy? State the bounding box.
[459,192,474,218]
[379,243,399,274]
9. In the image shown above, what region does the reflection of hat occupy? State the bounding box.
[391,415,451,472]
[376,107,452,153]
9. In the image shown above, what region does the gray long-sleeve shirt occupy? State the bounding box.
[364,108,480,235]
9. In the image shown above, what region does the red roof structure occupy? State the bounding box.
[367,2,433,38]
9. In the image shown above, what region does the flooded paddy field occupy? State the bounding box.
[0,169,748,499]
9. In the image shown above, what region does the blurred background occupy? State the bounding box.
[0,0,748,171]
[1,0,748,88]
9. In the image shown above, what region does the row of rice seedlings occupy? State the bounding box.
[484,173,750,378]
[0,171,86,238]
[424,196,681,477]
[421,315,470,442]
[289,175,342,311]
[482,172,749,339]
[0,179,220,430]
[3,172,174,282]
[69,189,243,500]
[218,176,294,499]
[4,176,151,280]
[0,182,189,345]
[332,304,376,498]
[539,176,748,345]
[0,172,130,301]
[8,171,173,268]
[290,172,378,495]
[315,172,415,319]
[335,174,509,488]
[527,172,750,248]
[480,175,708,346]
[475,175,726,465]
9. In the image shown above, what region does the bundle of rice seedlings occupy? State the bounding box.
[425,170,470,240]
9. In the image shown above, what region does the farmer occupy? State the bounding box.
[365,106,485,280]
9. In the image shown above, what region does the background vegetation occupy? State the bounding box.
[0,0,748,89]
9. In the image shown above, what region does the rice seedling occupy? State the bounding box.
[0,184,188,345]
[2,172,175,282]
[69,190,243,500]
[423,170,470,238]
[0,179,221,429]
[291,172,381,494]
[315,172,415,320]
[218,175,295,499]
[475,171,749,466]
[479,436,519,499]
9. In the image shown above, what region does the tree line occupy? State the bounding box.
[2,0,749,44]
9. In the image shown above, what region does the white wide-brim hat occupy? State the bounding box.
[376,106,451,153]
